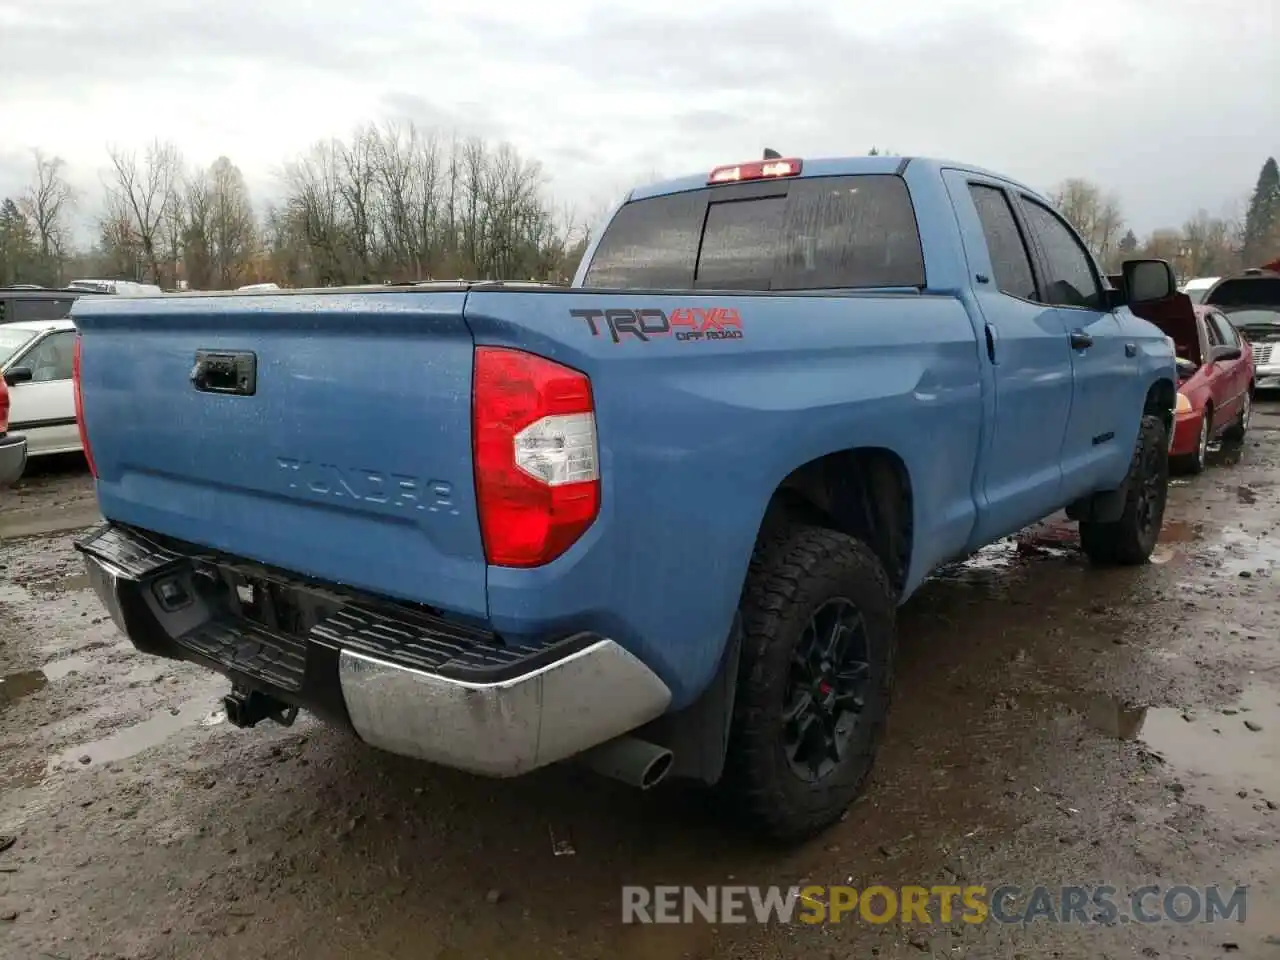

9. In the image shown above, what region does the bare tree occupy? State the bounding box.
[104,140,183,285]
[18,150,76,282]
[207,157,257,287]
[1048,178,1126,268]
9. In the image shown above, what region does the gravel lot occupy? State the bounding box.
[2,412,1279,960]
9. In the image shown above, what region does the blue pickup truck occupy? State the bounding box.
[72,155,1177,839]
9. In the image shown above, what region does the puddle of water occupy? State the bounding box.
[47,572,91,592]
[0,581,31,603]
[1139,686,1280,801]
[1209,528,1280,576]
[41,653,95,682]
[48,698,227,771]
[0,670,48,708]
[1068,687,1280,806]
[1158,519,1202,544]
[0,756,46,790]
[0,653,100,710]
[1062,691,1151,739]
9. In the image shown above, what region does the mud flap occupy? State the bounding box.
[636,614,743,785]
[1065,482,1129,525]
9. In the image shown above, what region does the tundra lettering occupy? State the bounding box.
[276,458,452,512]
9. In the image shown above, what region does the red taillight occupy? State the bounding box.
[708,157,802,185]
[72,335,98,478]
[0,380,9,433]
[473,346,599,567]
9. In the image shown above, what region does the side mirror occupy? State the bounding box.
[1210,345,1242,363]
[1175,357,1199,378]
[1122,259,1176,304]
[3,367,32,387]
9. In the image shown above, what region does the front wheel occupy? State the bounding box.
[1079,414,1169,566]
[1173,409,1210,475]
[721,525,896,841]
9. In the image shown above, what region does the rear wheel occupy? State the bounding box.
[722,525,896,841]
[1080,414,1169,567]
[1223,390,1251,446]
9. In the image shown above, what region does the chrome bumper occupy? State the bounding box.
[339,641,671,776]
[79,526,672,777]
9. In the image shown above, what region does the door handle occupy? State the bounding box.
[190,350,257,396]
[1125,342,1137,358]
[1069,331,1094,350]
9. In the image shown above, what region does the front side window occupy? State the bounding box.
[19,331,75,382]
[0,328,37,367]
[1020,198,1104,310]
[1206,311,1239,347]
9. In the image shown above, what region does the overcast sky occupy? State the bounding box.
[0,0,1276,241]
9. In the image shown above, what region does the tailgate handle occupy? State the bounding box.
[191,350,257,396]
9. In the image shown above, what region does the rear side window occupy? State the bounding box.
[968,184,1037,301]
[581,191,705,289]
[1206,277,1280,308]
[13,298,75,322]
[583,174,925,291]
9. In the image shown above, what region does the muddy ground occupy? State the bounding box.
[1,414,1279,960]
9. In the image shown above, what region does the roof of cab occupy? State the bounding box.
[627,156,1044,203]
[2,317,77,335]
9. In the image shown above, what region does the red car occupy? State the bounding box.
[0,373,28,486]
[1157,298,1253,472]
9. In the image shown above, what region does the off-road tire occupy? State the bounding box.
[1079,414,1169,566]
[721,525,896,841]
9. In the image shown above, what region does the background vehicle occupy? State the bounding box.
[0,366,25,487]
[0,285,91,325]
[1203,264,1280,391]
[1180,276,1220,304]
[71,155,1177,840]
[1133,295,1253,471]
[66,279,163,296]
[0,318,81,482]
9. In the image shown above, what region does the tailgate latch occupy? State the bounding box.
[191,350,257,396]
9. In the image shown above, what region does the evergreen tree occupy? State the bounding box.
[0,198,37,285]
[1242,157,1280,266]
[1118,229,1138,256]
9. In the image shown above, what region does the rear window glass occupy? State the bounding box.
[1206,277,1280,308]
[13,298,75,322]
[583,174,925,291]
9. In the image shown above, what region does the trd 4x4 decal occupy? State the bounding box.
[571,307,744,344]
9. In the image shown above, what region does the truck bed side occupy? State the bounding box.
[463,287,982,704]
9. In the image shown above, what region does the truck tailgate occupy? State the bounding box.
[72,291,488,619]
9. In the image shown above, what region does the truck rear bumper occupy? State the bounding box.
[0,433,26,487]
[76,523,671,777]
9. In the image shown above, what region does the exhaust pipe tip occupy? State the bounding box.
[639,748,674,790]
[580,735,674,791]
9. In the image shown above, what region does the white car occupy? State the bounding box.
[1180,276,1220,304]
[0,318,81,476]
